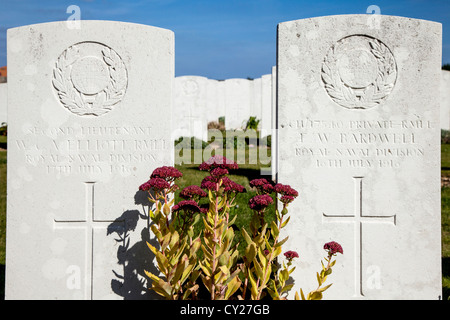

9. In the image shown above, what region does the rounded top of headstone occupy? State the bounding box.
[8,20,175,35]
[277,14,442,28]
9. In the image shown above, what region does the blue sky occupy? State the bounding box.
[0,0,449,79]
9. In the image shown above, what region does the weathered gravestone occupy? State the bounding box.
[5,21,174,299]
[224,78,253,130]
[261,73,273,137]
[271,66,277,180]
[204,78,226,126]
[277,15,442,299]
[173,76,209,141]
[252,77,263,124]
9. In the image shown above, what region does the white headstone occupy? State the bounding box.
[261,74,272,137]
[225,78,253,129]
[6,21,174,300]
[278,15,442,299]
[441,70,450,130]
[271,66,277,180]
[0,83,6,124]
[173,74,274,139]
[252,77,262,122]
[173,76,208,141]
[205,79,225,124]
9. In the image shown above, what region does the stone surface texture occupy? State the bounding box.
[5,21,174,300]
[277,15,442,299]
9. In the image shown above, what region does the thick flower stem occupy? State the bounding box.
[242,277,248,300]
[256,214,284,300]
[210,181,221,300]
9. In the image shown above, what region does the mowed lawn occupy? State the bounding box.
[0,146,5,299]
[0,144,449,299]
[440,144,450,299]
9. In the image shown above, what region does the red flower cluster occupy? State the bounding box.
[279,195,295,204]
[180,185,207,200]
[200,176,217,191]
[249,178,274,194]
[200,175,245,194]
[199,155,238,172]
[150,166,183,182]
[323,241,343,255]
[274,183,298,197]
[222,177,245,194]
[139,177,170,191]
[172,200,201,213]
[284,250,299,260]
[210,167,229,177]
[139,166,183,193]
[248,194,273,211]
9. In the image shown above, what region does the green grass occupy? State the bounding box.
[174,147,274,254]
[441,144,450,299]
[0,150,5,299]
[442,144,450,177]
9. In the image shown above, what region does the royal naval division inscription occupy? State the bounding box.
[52,42,128,116]
[286,118,434,169]
[14,125,168,176]
[322,35,397,109]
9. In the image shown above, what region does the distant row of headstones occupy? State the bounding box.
[4,15,443,299]
[174,72,275,141]
[441,70,450,129]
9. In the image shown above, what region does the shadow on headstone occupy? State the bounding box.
[107,190,162,300]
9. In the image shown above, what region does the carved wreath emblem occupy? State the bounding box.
[321,35,397,109]
[52,42,128,116]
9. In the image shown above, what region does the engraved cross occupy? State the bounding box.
[322,176,396,298]
[54,182,125,300]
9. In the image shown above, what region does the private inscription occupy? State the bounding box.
[288,118,433,169]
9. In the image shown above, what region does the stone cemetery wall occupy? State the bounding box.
[5,21,174,299]
[0,83,6,124]
[277,15,442,299]
[441,70,450,130]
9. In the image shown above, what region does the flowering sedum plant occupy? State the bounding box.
[140,157,343,300]
[295,241,344,300]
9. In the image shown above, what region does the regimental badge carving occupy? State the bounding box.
[182,79,199,96]
[321,35,397,110]
[52,42,128,116]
